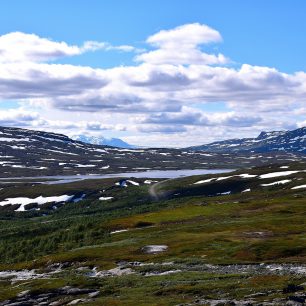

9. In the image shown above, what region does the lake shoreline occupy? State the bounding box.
[0,168,235,185]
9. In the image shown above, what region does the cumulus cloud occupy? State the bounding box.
[0,63,108,99]
[0,109,40,126]
[142,107,261,128]
[0,108,127,134]
[0,32,137,63]
[135,23,227,65]
[0,24,304,146]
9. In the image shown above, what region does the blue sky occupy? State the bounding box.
[0,0,305,146]
[2,0,305,72]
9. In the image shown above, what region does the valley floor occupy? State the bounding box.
[0,162,305,305]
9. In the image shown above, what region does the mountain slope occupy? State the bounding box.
[0,126,304,177]
[188,127,306,153]
[72,134,135,148]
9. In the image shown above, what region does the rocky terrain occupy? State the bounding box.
[0,126,305,177]
[188,126,306,154]
[0,126,305,305]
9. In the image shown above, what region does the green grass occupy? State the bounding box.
[0,162,305,304]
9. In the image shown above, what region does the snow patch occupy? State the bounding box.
[99,197,113,201]
[101,165,110,169]
[291,185,306,190]
[193,178,216,184]
[75,164,96,168]
[259,171,299,179]
[127,180,139,186]
[110,229,129,234]
[238,174,257,178]
[144,180,158,184]
[216,176,234,181]
[0,195,74,211]
[261,180,291,187]
[0,137,29,142]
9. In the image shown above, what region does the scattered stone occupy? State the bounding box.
[60,286,96,295]
[88,291,100,298]
[95,267,135,277]
[145,269,181,276]
[243,231,274,238]
[17,290,30,298]
[68,299,84,305]
[141,245,168,254]
[0,287,100,306]
[49,301,63,306]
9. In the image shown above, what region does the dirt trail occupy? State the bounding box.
[148,179,172,200]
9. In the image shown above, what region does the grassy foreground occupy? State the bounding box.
[0,163,305,305]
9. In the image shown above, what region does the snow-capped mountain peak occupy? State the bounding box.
[72,135,135,149]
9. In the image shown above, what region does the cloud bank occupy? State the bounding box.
[0,23,304,146]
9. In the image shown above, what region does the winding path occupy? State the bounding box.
[148,179,172,201]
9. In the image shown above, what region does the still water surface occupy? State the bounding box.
[0,168,234,185]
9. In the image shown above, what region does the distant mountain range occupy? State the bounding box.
[188,127,306,154]
[72,135,135,148]
[0,126,304,177]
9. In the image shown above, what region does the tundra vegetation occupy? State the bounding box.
[0,162,305,305]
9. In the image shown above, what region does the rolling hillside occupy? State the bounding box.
[189,127,306,153]
[0,126,304,177]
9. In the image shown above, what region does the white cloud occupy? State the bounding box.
[0,109,40,126]
[135,23,227,65]
[147,23,222,47]
[137,124,187,134]
[0,24,304,146]
[141,107,261,128]
[0,32,137,63]
[0,108,128,134]
[82,41,137,53]
[0,62,108,99]
[19,62,303,116]
[298,120,306,127]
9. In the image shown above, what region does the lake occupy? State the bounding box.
[0,168,234,185]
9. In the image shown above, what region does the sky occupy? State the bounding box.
[0,0,305,147]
